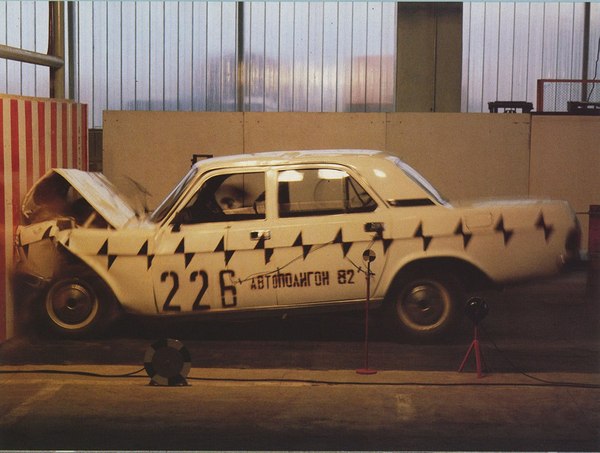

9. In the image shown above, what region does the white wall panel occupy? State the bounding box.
[20,1,35,95]
[5,2,22,95]
[263,3,280,112]
[497,3,515,101]
[92,2,107,126]
[511,3,530,101]
[75,3,93,113]
[191,3,207,112]
[107,2,122,111]
[134,2,150,111]
[178,3,193,112]
[247,2,266,111]
[307,2,324,112]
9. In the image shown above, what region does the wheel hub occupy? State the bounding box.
[47,281,97,328]
[400,283,449,329]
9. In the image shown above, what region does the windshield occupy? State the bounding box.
[149,166,199,223]
[387,156,447,205]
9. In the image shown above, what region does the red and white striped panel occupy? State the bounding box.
[0,94,88,341]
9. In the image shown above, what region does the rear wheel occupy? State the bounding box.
[388,270,463,341]
[42,271,117,338]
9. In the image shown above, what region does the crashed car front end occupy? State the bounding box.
[14,168,139,292]
[15,219,74,288]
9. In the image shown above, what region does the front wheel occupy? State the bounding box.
[42,273,117,338]
[387,271,463,341]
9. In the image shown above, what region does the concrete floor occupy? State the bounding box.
[1,270,599,450]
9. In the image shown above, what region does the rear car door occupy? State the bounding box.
[262,165,391,306]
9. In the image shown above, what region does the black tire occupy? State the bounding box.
[41,270,118,338]
[387,270,463,341]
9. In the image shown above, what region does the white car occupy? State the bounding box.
[15,150,581,340]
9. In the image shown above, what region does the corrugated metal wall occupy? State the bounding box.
[0,1,49,98]
[1,2,600,125]
[70,1,397,127]
[462,2,600,112]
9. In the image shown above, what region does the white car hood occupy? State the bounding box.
[22,168,138,229]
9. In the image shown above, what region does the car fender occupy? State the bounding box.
[54,229,158,315]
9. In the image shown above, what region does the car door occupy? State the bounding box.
[151,170,272,313]
[260,165,391,306]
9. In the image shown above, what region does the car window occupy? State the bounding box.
[178,172,265,224]
[387,156,447,205]
[277,168,376,218]
[150,166,199,223]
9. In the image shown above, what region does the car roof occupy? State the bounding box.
[193,149,387,172]
[189,149,443,206]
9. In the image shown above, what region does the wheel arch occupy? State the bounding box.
[385,256,494,301]
[53,243,122,308]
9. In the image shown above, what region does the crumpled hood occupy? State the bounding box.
[22,168,138,229]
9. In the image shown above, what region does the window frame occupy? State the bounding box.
[275,164,379,219]
[175,169,268,225]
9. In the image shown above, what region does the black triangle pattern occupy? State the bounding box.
[264,248,274,264]
[97,239,108,256]
[97,240,118,270]
[292,232,304,247]
[175,238,185,254]
[382,238,393,254]
[535,212,554,243]
[213,236,235,266]
[137,241,155,270]
[494,216,514,246]
[292,232,312,260]
[107,255,117,270]
[87,224,412,273]
[413,222,432,251]
[254,236,266,250]
[333,228,353,257]
[302,245,312,259]
[214,236,225,252]
[224,250,235,266]
[454,220,473,250]
[42,226,53,239]
[185,253,194,268]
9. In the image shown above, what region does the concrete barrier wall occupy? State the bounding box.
[103,111,599,248]
[0,94,88,341]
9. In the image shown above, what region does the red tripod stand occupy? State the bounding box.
[458,325,485,378]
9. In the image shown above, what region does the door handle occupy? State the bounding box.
[364,222,384,234]
[250,230,271,241]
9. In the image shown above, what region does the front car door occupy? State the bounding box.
[151,170,272,313]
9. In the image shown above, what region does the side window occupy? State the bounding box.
[278,168,376,218]
[178,172,265,224]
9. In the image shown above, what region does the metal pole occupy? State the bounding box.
[236,1,245,112]
[67,1,76,100]
[582,2,591,102]
[357,250,377,375]
[49,1,66,99]
[0,44,63,68]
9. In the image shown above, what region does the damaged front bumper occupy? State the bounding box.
[14,219,74,289]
